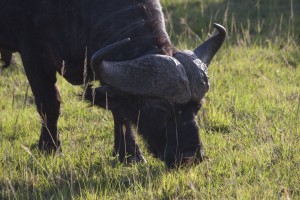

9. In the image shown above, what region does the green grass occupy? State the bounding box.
[1,0,300,199]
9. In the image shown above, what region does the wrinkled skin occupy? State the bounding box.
[84,86,204,167]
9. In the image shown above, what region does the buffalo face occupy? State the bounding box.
[133,98,204,167]
[87,24,226,167]
[85,86,203,167]
[162,101,204,167]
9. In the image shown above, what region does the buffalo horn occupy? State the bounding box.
[92,54,191,103]
[91,38,131,74]
[193,23,226,65]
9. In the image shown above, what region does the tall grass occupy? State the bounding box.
[1,0,299,199]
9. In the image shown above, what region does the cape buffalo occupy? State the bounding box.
[0,0,226,167]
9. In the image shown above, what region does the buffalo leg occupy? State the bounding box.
[20,48,61,153]
[112,112,144,163]
[112,112,121,156]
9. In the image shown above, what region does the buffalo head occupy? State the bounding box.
[87,24,226,167]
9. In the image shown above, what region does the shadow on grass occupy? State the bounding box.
[0,153,165,199]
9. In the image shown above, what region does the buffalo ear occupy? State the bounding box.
[84,85,125,110]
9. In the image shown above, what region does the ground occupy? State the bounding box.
[0,0,299,199]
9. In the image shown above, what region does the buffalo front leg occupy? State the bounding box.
[35,84,61,152]
[21,49,61,153]
[112,112,145,163]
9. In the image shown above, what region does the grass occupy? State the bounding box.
[1,0,299,199]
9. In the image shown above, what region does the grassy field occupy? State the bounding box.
[1,0,299,199]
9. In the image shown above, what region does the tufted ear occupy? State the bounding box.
[84,85,127,110]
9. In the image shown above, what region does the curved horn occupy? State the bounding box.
[91,38,131,73]
[194,23,226,65]
[93,54,191,103]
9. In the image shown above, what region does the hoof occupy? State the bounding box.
[38,140,62,155]
[2,64,9,68]
[125,154,146,164]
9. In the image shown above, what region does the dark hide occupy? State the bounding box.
[0,0,220,167]
[0,0,176,153]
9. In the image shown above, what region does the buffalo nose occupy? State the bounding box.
[182,150,204,166]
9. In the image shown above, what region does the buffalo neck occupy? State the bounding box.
[85,0,176,62]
